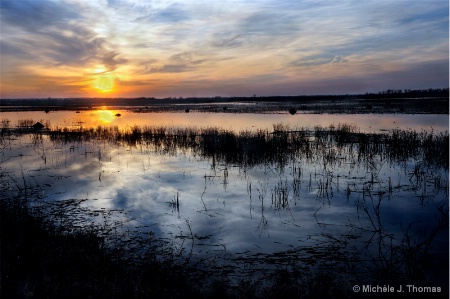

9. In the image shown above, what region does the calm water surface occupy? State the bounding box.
[1,110,448,132]
[1,110,448,283]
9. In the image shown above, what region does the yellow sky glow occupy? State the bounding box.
[94,74,115,92]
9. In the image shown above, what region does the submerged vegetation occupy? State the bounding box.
[1,120,448,298]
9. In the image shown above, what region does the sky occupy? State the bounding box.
[0,0,448,99]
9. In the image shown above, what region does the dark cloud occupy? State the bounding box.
[130,42,158,49]
[0,39,30,57]
[239,10,299,36]
[141,51,207,74]
[146,64,194,73]
[289,55,347,67]
[102,51,128,72]
[170,52,207,65]
[278,60,449,95]
[118,79,161,87]
[155,3,190,23]
[289,57,334,67]
[132,3,190,24]
[210,34,245,48]
[0,0,127,71]
[157,58,449,97]
[367,60,449,90]
[0,0,81,33]
[399,7,448,27]
[206,9,300,51]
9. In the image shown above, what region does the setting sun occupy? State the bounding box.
[94,74,114,92]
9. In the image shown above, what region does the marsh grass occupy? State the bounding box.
[0,198,208,298]
[347,190,449,290]
[0,172,215,298]
[40,122,449,170]
[1,121,448,298]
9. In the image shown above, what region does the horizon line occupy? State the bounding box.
[1,87,449,101]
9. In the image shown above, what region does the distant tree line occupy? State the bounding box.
[362,88,449,99]
[0,88,448,108]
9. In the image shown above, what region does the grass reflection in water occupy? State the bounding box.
[1,122,448,298]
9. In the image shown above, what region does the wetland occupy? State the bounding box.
[1,99,449,298]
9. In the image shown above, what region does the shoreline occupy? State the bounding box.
[1,96,448,114]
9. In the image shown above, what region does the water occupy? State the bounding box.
[0,111,448,287]
[1,110,448,133]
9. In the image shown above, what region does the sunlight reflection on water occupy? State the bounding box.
[1,110,448,133]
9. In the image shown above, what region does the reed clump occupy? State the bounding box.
[44,123,448,169]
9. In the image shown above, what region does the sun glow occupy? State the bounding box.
[94,73,114,92]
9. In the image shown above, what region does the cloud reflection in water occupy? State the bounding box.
[1,131,448,271]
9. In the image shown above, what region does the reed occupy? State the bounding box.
[39,123,448,172]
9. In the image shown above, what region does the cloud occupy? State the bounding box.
[399,6,449,27]
[102,51,129,72]
[0,0,127,72]
[0,0,448,98]
[140,51,209,74]
[238,10,299,37]
[367,59,449,90]
[168,52,209,68]
[210,33,245,49]
[289,56,346,67]
[0,39,31,57]
[202,7,301,52]
[153,3,190,23]
[0,0,80,33]
[146,64,194,73]
[330,56,346,64]
[130,42,158,49]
